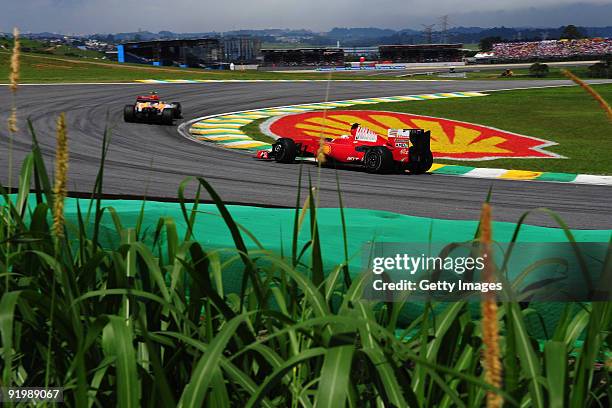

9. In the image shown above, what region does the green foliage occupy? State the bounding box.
[479,36,503,52]
[0,37,104,59]
[529,63,550,78]
[560,25,586,40]
[0,124,610,407]
[588,58,612,79]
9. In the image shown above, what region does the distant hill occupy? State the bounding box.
[24,32,66,39]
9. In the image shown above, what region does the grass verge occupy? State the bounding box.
[0,37,104,59]
[241,118,276,144]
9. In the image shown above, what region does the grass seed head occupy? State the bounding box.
[53,113,69,238]
[7,27,20,133]
[316,148,327,164]
[8,107,18,133]
[480,203,503,408]
[10,27,20,93]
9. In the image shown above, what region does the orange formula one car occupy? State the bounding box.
[124,92,182,125]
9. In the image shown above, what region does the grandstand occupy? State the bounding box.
[116,37,261,68]
[223,37,262,63]
[117,38,222,67]
[492,38,612,61]
[261,48,345,67]
[378,44,464,63]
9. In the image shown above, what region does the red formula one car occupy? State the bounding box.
[256,124,433,174]
[124,92,182,125]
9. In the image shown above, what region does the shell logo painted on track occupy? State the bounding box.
[264,110,562,160]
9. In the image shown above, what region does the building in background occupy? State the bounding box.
[342,46,379,61]
[116,37,262,68]
[378,44,464,63]
[117,38,223,67]
[116,40,467,68]
[261,47,344,66]
[222,37,262,63]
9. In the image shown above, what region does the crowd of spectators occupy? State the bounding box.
[492,38,612,60]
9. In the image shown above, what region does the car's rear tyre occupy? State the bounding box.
[273,138,297,163]
[172,102,182,118]
[407,148,433,174]
[124,104,136,122]
[363,146,393,174]
[161,108,174,125]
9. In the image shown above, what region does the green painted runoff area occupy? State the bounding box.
[76,197,611,251]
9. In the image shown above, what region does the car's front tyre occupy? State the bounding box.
[273,138,297,163]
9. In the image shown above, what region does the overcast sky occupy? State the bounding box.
[3,0,612,34]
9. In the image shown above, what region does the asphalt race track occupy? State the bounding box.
[1,79,611,229]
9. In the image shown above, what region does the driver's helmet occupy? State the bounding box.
[350,123,360,136]
[149,91,160,101]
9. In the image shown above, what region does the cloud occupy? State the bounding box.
[2,0,612,33]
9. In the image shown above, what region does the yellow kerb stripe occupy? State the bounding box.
[429,163,446,172]
[500,170,543,180]
[225,142,268,149]
[190,128,244,134]
[193,123,243,128]
[198,135,250,141]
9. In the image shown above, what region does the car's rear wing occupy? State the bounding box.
[388,128,431,154]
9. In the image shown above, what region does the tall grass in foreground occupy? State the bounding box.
[0,123,610,407]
